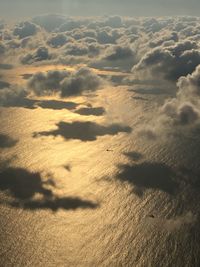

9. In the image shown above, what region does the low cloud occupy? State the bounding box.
[13,21,38,39]
[28,70,69,96]
[61,68,104,97]
[21,46,51,64]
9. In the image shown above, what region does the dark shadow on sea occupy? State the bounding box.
[0,167,98,211]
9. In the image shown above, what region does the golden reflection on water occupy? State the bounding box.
[0,68,190,266]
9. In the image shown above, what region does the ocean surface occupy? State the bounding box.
[0,82,200,267]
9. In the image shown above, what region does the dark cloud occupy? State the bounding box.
[33,121,132,141]
[28,70,69,96]
[104,16,123,28]
[61,68,104,97]
[90,45,137,71]
[104,45,134,61]
[32,14,67,32]
[57,19,84,32]
[0,86,28,107]
[133,40,200,81]
[13,21,38,39]
[47,33,68,48]
[27,68,104,97]
[0,43,5,54]
[0,81,10,89]
[21,46,51,64]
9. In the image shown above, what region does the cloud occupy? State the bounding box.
[57,19,84,32]
[21,46,51,64]
[104,16,123,28]
[0,86,28,106]
[28,70,69,96]
[27,67,104,97]
[61,68,104,97]
[161,65,200,126]
[13,21,38,39]
[0,43,5,54]
[133,40,200,82]
[47,33,68,48]
[32,14,67,32]
[90,45,137,71]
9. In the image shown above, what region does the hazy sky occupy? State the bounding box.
[1,0,200,18]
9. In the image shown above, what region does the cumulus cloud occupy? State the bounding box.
[28,70,69,96]
[133,40,200,82]
[0,43,5,54]
[21,46,51,64]
[90,45,137,71]
[61,68,104,97]
[47,33,68,48]
[32,14,67,32]
[0,86,28,106]
[162,65,200,125]
[13,21,38,39]
[27,68,104,97]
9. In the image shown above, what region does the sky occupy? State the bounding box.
[1,0,200,18]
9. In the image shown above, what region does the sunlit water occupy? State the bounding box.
[0,82,200,267]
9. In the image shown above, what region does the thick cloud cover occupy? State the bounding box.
[2,14,200,133]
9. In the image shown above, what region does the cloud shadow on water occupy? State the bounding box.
[0,167,98,211]
[33,121,132,141]
[0,134,18,149]
[124,151,143,161]
[0,64,13,70]
[3,97,80,111]
[36,100,79,110]
[116,161,179,196]
[129,88,170,95]
[75,107,105,116]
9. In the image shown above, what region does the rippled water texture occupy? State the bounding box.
[0,64,200,267]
